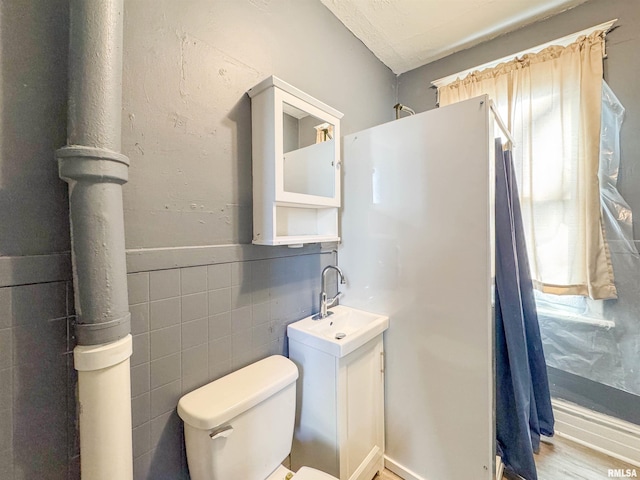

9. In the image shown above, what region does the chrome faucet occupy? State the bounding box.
[313,265,346,320]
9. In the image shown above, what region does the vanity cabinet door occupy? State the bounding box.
[289,333,385,480]
[338,336,385,480]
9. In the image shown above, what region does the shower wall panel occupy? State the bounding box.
[340,97,495,480]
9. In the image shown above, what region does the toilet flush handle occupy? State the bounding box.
[209,425,234,440]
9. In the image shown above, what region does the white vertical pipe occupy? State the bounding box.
[75,336,133,480]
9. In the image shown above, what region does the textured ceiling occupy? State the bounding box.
[320,0,589,74]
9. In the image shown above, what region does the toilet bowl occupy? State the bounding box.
[177,355,338,480]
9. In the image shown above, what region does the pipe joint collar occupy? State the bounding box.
[74,334,132,372]
[76,311,131,346]
[56,145,130,184]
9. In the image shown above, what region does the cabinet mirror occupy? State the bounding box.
[283,102,336,198]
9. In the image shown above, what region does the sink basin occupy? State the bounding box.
[287,305,389,357]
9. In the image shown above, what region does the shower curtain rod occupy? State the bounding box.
[394,103,416,119]
[489,100,515,148]
[431,19,617,88]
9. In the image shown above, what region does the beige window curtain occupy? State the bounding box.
[439,32,616,300]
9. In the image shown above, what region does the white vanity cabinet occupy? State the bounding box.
[288,334,385,480]
[248,76,343,246]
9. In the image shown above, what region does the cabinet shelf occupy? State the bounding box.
[253,234,341,247]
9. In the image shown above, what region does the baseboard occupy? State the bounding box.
[552,398,640,468]
[495,455,504,480]
[385,400,640,479]
[384,454,501,480]
[384,456,426,480]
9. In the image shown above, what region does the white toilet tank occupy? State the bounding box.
[177,355,299,480]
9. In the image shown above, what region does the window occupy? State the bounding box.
[436,25,617,300]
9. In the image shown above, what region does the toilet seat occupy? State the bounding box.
[293,466,339,480]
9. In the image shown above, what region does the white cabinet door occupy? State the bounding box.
[290,335,385,480]
[339,336,384,480]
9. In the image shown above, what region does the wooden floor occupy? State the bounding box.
[376,469,404,480]
[504,435,638,480]
[376,436,638,480]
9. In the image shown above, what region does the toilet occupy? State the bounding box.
[177,355,338,480]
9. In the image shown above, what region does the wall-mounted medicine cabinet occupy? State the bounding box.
[248,76,343,246]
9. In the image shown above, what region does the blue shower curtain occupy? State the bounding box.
[495,140,555,480]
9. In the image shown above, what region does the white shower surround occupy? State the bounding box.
[340,97,495,479]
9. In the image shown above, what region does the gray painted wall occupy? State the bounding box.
[122,0,396,249]
[0,1,77,478]
[397,0,640,240]
[0,282,78,479]
[0,0,70,257]
[8,0,636,478]
[0,0,396,479]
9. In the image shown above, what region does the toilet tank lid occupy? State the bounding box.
[177,355,298,430]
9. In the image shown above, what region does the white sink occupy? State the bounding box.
[287,305,389,358]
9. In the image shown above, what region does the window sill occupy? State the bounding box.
[537,307,615,329]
